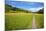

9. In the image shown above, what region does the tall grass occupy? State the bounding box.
[5,13,33,30]
[35,14,44,28]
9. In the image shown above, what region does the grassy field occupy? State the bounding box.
[5,13,44,30]
[35,14,44,28]
[5,13,33,30]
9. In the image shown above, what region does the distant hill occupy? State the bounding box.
[5,4,31,13]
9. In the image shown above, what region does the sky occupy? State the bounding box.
[5,0,44,2]
[5,0,44,12]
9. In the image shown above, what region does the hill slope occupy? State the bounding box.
[5,4,31,13]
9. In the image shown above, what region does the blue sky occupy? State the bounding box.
[5,0,44,12]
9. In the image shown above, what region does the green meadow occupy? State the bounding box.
[5,13,33,30]
[35,14,44,28]
[5,13,44,30]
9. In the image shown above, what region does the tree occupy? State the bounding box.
[5,4,12,12]
[37,8,44,14]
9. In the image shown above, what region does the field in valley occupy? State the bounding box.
[5,13,44,30]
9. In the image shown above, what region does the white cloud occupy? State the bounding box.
[28,7,43,12]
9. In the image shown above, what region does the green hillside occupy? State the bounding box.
[5,4,31,13]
